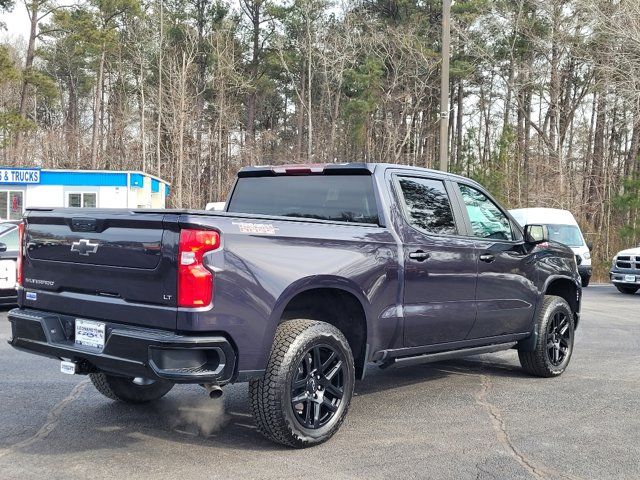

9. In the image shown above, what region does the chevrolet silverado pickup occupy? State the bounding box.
[8,163,581,447]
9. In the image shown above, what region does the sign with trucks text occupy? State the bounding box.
[0,168,41,184]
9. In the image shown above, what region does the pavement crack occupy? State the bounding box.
[473,374,582,480]
[0,379,89,460]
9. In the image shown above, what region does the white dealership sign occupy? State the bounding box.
[0,168,40,184]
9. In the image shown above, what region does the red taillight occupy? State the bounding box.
[16,222,24,286]
[177,229,220,308]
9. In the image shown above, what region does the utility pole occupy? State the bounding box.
[439,0,452,172]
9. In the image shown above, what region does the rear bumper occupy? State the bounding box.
[7,308,236,385]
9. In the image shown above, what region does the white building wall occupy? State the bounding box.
[0,170,169,214]
[24,185,64,208]
[98,186,128,208]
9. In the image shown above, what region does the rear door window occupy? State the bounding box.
[227,175,380,224]
[397,177,457,235]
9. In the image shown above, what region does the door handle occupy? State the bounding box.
[409,250,430,261]
[479,253,495,263]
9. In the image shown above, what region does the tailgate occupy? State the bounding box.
[22,209,179,329]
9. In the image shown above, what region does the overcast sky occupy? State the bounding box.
[1,3,31,42]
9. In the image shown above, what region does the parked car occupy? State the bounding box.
[0,220,20,305]
[8,163,581,447]
[510,208,592,287]
[610,245,640,294]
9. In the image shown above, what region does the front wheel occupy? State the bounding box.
[249,319,355,448]
[616,285,639,295]
[581,275,590,288]
[90,373,174,404]
[518,295,575,377]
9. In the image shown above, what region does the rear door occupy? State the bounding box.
[393,173,478,347]
[22,209,179,329]
[453,183,538,338]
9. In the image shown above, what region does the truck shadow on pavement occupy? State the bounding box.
[16,354,529,455]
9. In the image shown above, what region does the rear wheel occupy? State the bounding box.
[518,295,575,377]
[249,319,355,448]
[90,373,174,403]
[616,285,639,295]
[580,275,590,288]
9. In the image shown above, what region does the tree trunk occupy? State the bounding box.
[91,48,106,168]
[14,0,40,159]
[588,89,607,225]
[245,0,260,149]
[157,0,164,176]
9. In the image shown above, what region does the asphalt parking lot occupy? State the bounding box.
[0,285,638,479]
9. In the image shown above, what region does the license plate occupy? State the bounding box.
[75,319,105,349]
[624,275,636,283]
[60,361,76,375]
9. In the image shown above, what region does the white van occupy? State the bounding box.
[205,202,226,211]
[509,208,592,287]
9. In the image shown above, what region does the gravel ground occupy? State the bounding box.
[0,284,638,479]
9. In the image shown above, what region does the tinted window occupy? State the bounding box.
[459,184,513,240]
[227,175,379,224]
[398,177,457,235]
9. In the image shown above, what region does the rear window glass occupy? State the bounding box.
[227,175,380,224]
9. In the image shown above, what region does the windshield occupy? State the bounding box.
[0,225,18,250]
[0,223,16,235]
[545,224,584,247]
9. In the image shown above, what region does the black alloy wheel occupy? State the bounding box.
[518,295,575,377]
[546,310,572,366]
[249,319,355,447]
[290,344,345,429]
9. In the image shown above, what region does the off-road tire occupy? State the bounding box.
[581,275,590,288]
[518,295,575,377]
[89,373,174,404]
[249,319,355,448]
[616,285,639,295]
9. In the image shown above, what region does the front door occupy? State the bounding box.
[394,175,478,347]
[455,183,538,338]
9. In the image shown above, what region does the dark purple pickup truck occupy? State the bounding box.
[8,163,581,447]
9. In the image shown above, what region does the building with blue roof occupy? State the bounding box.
[0,168,170,220]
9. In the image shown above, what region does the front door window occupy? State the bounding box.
[458,184,513,241]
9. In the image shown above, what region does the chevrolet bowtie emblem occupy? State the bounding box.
[71,239,99,256]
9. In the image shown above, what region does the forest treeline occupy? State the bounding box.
[1,0,640,278]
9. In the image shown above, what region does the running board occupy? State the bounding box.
[378,342,517,369]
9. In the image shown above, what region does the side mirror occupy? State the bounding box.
[524,224,549,245]
[0,243,6,253]
[587,241,593,251]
